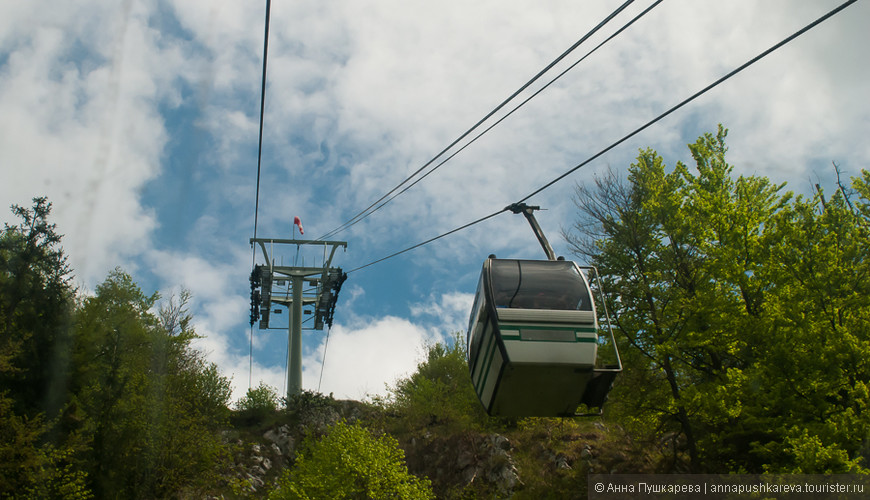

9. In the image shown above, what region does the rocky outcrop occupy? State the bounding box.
[224,435,288,496]
[222,398,374,497]
[219,401,657,498]
[263,425,294,458]
[403,432,521,498]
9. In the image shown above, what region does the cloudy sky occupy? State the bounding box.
[1,0,867,402]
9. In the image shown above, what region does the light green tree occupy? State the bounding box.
[566,126,870,472]
[237,381,279,413]
[746,176,870,473]
[270,420,434,500]
[567,126,777,470]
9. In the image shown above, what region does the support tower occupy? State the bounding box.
[249,238,347,399]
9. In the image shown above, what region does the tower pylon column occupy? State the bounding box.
[288,273,304,396]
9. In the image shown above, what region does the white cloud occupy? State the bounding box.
[302,316,444,400]
[0,0,188,284]
[190,321,286,405]
[410,291,475,337]
[151,0,869,262]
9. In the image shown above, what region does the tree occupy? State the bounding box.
[233,381,281,426]
[0,198,89,498]
[0,198,235,497]
[270,420,434,500]
[0,197,74,417]
[71,270,232,498]
[566,126,870,472]
[380,334,489,434]
[566,127,768,470]
[747,180,870,472]
[237,382,279,414]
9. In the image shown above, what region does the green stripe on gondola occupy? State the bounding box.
[499,325,599,342]
[500,323,598,333]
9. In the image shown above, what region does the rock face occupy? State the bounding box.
[404,433,521,498]
[227,438,284,496]
[221,399,657,498]
[223,397,373,496]
[263,425,294,458]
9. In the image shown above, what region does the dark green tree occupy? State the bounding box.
[0,198,91,498]
[0,197,74,417]
[0,198,235,497]
[71,270,232,498]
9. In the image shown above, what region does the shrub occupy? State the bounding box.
[236,382,279,414]
[269,420,433,499]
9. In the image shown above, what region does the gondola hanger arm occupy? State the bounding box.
[506,202,557,261]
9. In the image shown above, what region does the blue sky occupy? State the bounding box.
[1,0,868,402]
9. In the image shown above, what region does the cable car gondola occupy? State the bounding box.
[466,204,621,417]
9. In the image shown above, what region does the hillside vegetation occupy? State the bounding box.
[2,128,869,498]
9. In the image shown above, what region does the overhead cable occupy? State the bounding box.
[337,0,667,235]
[346,0,858,273]
[252,0,272,246]
[317,0,638,241]
[517,0,858,204]
[317,326,331,392]
[347,210,504,273]
[250,0,272,390]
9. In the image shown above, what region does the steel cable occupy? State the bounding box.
[346,0,859,274]
[317,0,639,241]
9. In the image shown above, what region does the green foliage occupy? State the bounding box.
[0,197,75,417]
[0,198,238,498]
[0,395,49,497]
[567,125,870,473]
[70,272,233,498]
[21,446,94,500]
[0,402,92,499]
[379,333,490,435]
[270,420,434,500]
[283,389,340,427]
[0,198,89,497]
[749,180,870,473]
[0,199,236,497]
[237,382,280,413]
